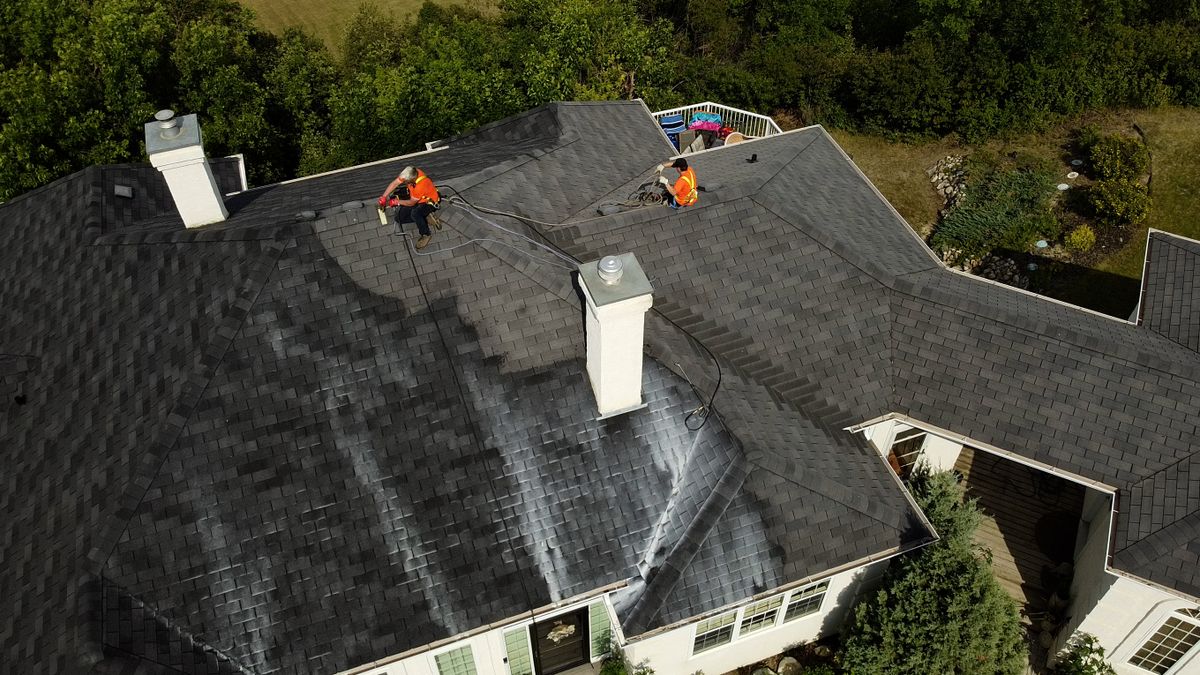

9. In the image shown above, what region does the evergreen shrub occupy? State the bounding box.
[1064,225,1097,252]
[1087,180,1151,228]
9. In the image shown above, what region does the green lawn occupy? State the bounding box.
[834,108,1200,316]
[1096,107,1200,278]
[829,130,956,237]
[238,0,496,52]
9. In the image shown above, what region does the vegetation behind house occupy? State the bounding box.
[838,468,1026,675]
[2,0,1198,201]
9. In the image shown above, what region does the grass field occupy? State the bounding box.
[238,0,495,52]
[832,108,1200,315]
[829,130,957,236]
[1094,107,1200,277]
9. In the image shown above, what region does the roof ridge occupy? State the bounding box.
[893,268,1200,382]
[743,450,912,532]
[1150,228,1200,250]
[618,452,750,634]
[1118,454,1200,546]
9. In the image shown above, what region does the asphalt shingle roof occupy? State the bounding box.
[4,100,1198,675]
[1140,230,1200,352]
[1,103,928,675]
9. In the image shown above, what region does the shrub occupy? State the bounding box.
[1052,633,1116,675]
[1087,180,1151,228]
[1086,134,1150,182]
[1064,225,1097,252]
[905,466,982,546]
[839,469,1025,675]
[1073,125,1103,156]
[599,642,654,675]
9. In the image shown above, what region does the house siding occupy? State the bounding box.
[345,560,891,675]
[623,560,889,675]
[344,597,608,675]
[1068,574,1200,674]
[1055,490,1115,655]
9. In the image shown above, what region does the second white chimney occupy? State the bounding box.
[145,110,229,228]
[577,254,653,418]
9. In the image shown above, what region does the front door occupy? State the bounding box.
[530,607,589,675]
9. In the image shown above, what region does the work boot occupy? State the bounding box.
[429,212,443,231]
[415,234,432,250]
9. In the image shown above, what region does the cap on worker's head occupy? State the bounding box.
[399,166,417,181]
[670,158,689,171]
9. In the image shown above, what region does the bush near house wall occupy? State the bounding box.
[1050,633,1116,675]
[838,469,1026,675]
[600,641,654,675]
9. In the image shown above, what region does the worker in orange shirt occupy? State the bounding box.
[656,158,698,208]
[379,166,442,249]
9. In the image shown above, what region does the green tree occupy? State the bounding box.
[504,0,676,104]
[265,29,338,176]
[839,469,1026,675]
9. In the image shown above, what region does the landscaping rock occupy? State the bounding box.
[751,668,777,675]
[977,255,1030,290]
[928,155,968,213]
[777,657,803,675]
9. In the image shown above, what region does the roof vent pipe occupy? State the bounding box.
[144,110,228,228]
[155,109,183,139]
[577,253,653,418]
[598,255,624,284]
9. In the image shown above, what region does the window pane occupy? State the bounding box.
[785,581,829,623]
[739,596,784,636]
[435,645,477,675]
[1129,616,1200,674]
[504,630,533,675]
[693,611,737,654]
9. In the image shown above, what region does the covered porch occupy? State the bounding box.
[953,446,1085,615]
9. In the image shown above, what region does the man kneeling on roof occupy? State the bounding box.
[656,158,698,208]
[379,166,442,249]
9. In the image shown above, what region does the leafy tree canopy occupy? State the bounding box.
[1,0,1198,200]
[838,469,1026,675]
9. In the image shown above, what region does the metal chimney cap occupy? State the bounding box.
[145,112,201,154]
[577,253,652,307]
[598,256,624,284]
[155,109,179,129]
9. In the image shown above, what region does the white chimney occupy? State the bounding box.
[145,110,228,228]
[577,254,654,418]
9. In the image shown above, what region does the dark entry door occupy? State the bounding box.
[530,607,589,675]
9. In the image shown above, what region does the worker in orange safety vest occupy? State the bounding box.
[379,166,442,249]
[656,158,698,208]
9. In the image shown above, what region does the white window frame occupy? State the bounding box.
[739,595,785,637]
[691,609,739,655]
[1128,608,1200,674]
[689,579,833,659]
[429,640,479,675]
[783,580,830,623]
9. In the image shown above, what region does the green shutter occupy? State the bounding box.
[504,628,534,675]
[434,645,477,675]
[589,600,612,659]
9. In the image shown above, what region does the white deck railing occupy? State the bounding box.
[650,101,783,140]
